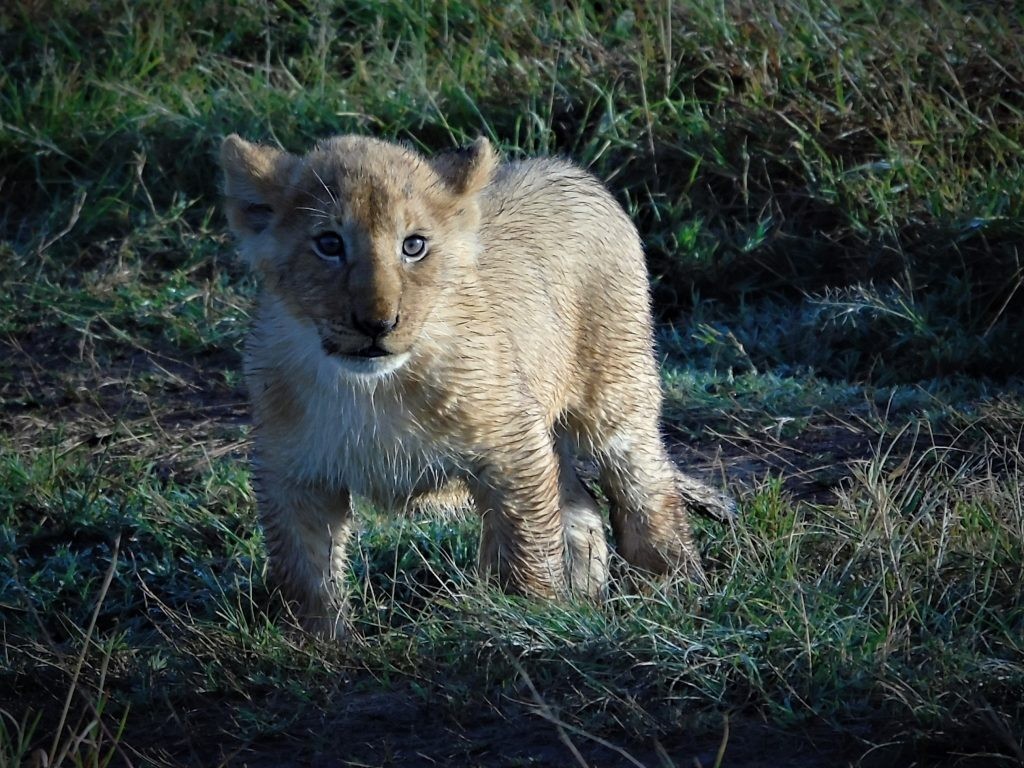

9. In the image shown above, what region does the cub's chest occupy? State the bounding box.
[257,377,456,508]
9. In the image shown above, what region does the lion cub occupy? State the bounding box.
[220,133,731,634]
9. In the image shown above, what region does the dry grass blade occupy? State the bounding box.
[35,189,86,258]
[47,535,124,767]
[506,649,647,768]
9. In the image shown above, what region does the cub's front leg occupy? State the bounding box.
[255,469,352,637]
[471,425,569,598]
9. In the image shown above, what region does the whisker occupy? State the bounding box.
[273,181,333,210]
[295,206,331,219]
[310,166,338,207]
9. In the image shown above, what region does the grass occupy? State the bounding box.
[2,0,1023,765]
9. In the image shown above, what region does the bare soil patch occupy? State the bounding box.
[142,681,863,768]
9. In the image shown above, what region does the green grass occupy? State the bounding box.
[2,1,1023,765]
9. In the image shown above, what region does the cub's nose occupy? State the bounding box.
[352,313,399,339]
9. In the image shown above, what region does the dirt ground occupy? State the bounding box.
[153,681,868,768]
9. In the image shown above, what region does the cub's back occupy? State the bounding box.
[473,158,658,412]
[479,158,648,293]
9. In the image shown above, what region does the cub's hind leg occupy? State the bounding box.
[592,422,707,584]
[556,435,609,597]
[256,471,352,637]
[403,479,473,518]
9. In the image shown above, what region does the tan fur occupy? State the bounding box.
[220,133,732,635]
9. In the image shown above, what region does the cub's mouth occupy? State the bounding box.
[320,337,393,359]
[351,344,391,359]
[319,336,410,378]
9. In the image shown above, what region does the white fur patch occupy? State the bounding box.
[252,300,456,508]
[324,350,411,380]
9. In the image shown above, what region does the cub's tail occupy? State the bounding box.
[676,470,738,523]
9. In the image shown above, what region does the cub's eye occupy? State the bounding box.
[402,235,429,262]
[313,232,345,262]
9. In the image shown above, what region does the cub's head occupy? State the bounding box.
[220,134,496,378]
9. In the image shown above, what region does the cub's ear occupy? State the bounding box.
[431,137,497,196]
[219,134,297,238]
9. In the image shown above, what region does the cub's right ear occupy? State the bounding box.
[219,134,297,239]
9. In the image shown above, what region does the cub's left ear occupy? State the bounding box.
[431,137,497,196]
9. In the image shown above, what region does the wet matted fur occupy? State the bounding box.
[220,134,732,635]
